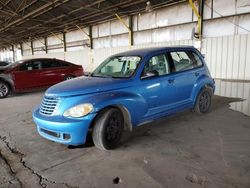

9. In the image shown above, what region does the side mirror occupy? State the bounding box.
[141,70,159,79]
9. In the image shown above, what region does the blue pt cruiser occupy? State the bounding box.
[33,46,215,150]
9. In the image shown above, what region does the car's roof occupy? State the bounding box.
[20,58,61,62]
[114,46,196,57]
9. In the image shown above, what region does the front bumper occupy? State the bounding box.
[33,107,96,145]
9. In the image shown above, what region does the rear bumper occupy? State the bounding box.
[33,107,96,145]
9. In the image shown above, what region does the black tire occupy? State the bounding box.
[194,88,213,114]
[64,75,74,80]
[0,81,10,98]
[92,108,124,150]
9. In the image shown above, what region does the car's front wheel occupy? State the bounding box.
[0,81,10,98]
[92,108,124,150]
[194,88,212,114]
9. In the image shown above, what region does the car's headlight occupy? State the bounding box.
[63,103,93,118]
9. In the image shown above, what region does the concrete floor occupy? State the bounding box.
[0,91,250,188]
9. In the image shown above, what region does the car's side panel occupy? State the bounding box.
[12,69,43,90]
[138,75,178,119]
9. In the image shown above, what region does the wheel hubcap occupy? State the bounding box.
[0,83,8,97]
[199,92,210,112]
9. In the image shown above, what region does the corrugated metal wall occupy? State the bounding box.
[203,33,250,80]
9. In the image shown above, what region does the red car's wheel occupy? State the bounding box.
[0,81,10,98]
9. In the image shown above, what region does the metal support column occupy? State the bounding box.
[20,43,23,56]
[128,15,133,46]
[31,41,34,55]
[44,37,48,54]
[188,0,201,39]
[63,32,67,52]
[11,45,15,62]
[89,26,93,49]
[199,0,204,36]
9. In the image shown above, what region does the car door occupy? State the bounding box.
[168,50,203,104]
[138,53,177,118]
[41,59,65,86]
[13,60,43,90]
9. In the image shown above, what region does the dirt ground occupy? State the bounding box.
[0,91,249,188]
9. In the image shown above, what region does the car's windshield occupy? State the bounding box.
[92,56,141,78]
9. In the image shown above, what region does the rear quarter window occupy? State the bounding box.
[170,50,203,72]
[170,51,193,72]
[191,51,203,67]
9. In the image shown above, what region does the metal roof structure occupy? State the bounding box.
[0,0,185,48]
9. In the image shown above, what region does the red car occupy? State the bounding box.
[0,58,83,98]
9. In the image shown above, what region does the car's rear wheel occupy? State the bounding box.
[64,75,74,80]
[194,88,212,114]
[92,108,124,150]
[0,81,10,98]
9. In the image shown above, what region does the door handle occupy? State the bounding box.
[195,72,200,77]
[168,79,175,84]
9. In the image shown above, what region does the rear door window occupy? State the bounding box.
[60,61,70,67]
[42,60,61,69]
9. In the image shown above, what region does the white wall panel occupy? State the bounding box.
[238,14,250,34]
[213,0,236,18]
[92,25,98,38]
[151,28,172,43]
[203,34,250,80]
[132,15,138,31]
[98,22,110,37]
[138,12,156,30]
[204,0,212,19]
[173,24,195,40]
[33,39,44,48]
[64,50,91,70]
[48,48,64,53]
[157,3,192,27]
[134,31,152,45]
[111,34,128,47]
[203,18,236,37]
[236,0,250,14]
[47,35,63,46]
[23,42,31,50]
[66,29,89,42]
[111,19,128,35]
[93,37,111,48]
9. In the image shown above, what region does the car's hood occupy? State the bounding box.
[46,76,133,97]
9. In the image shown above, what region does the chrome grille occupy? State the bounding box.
[39,96,60,116]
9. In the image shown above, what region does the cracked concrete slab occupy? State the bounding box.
[0,91,250,188]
